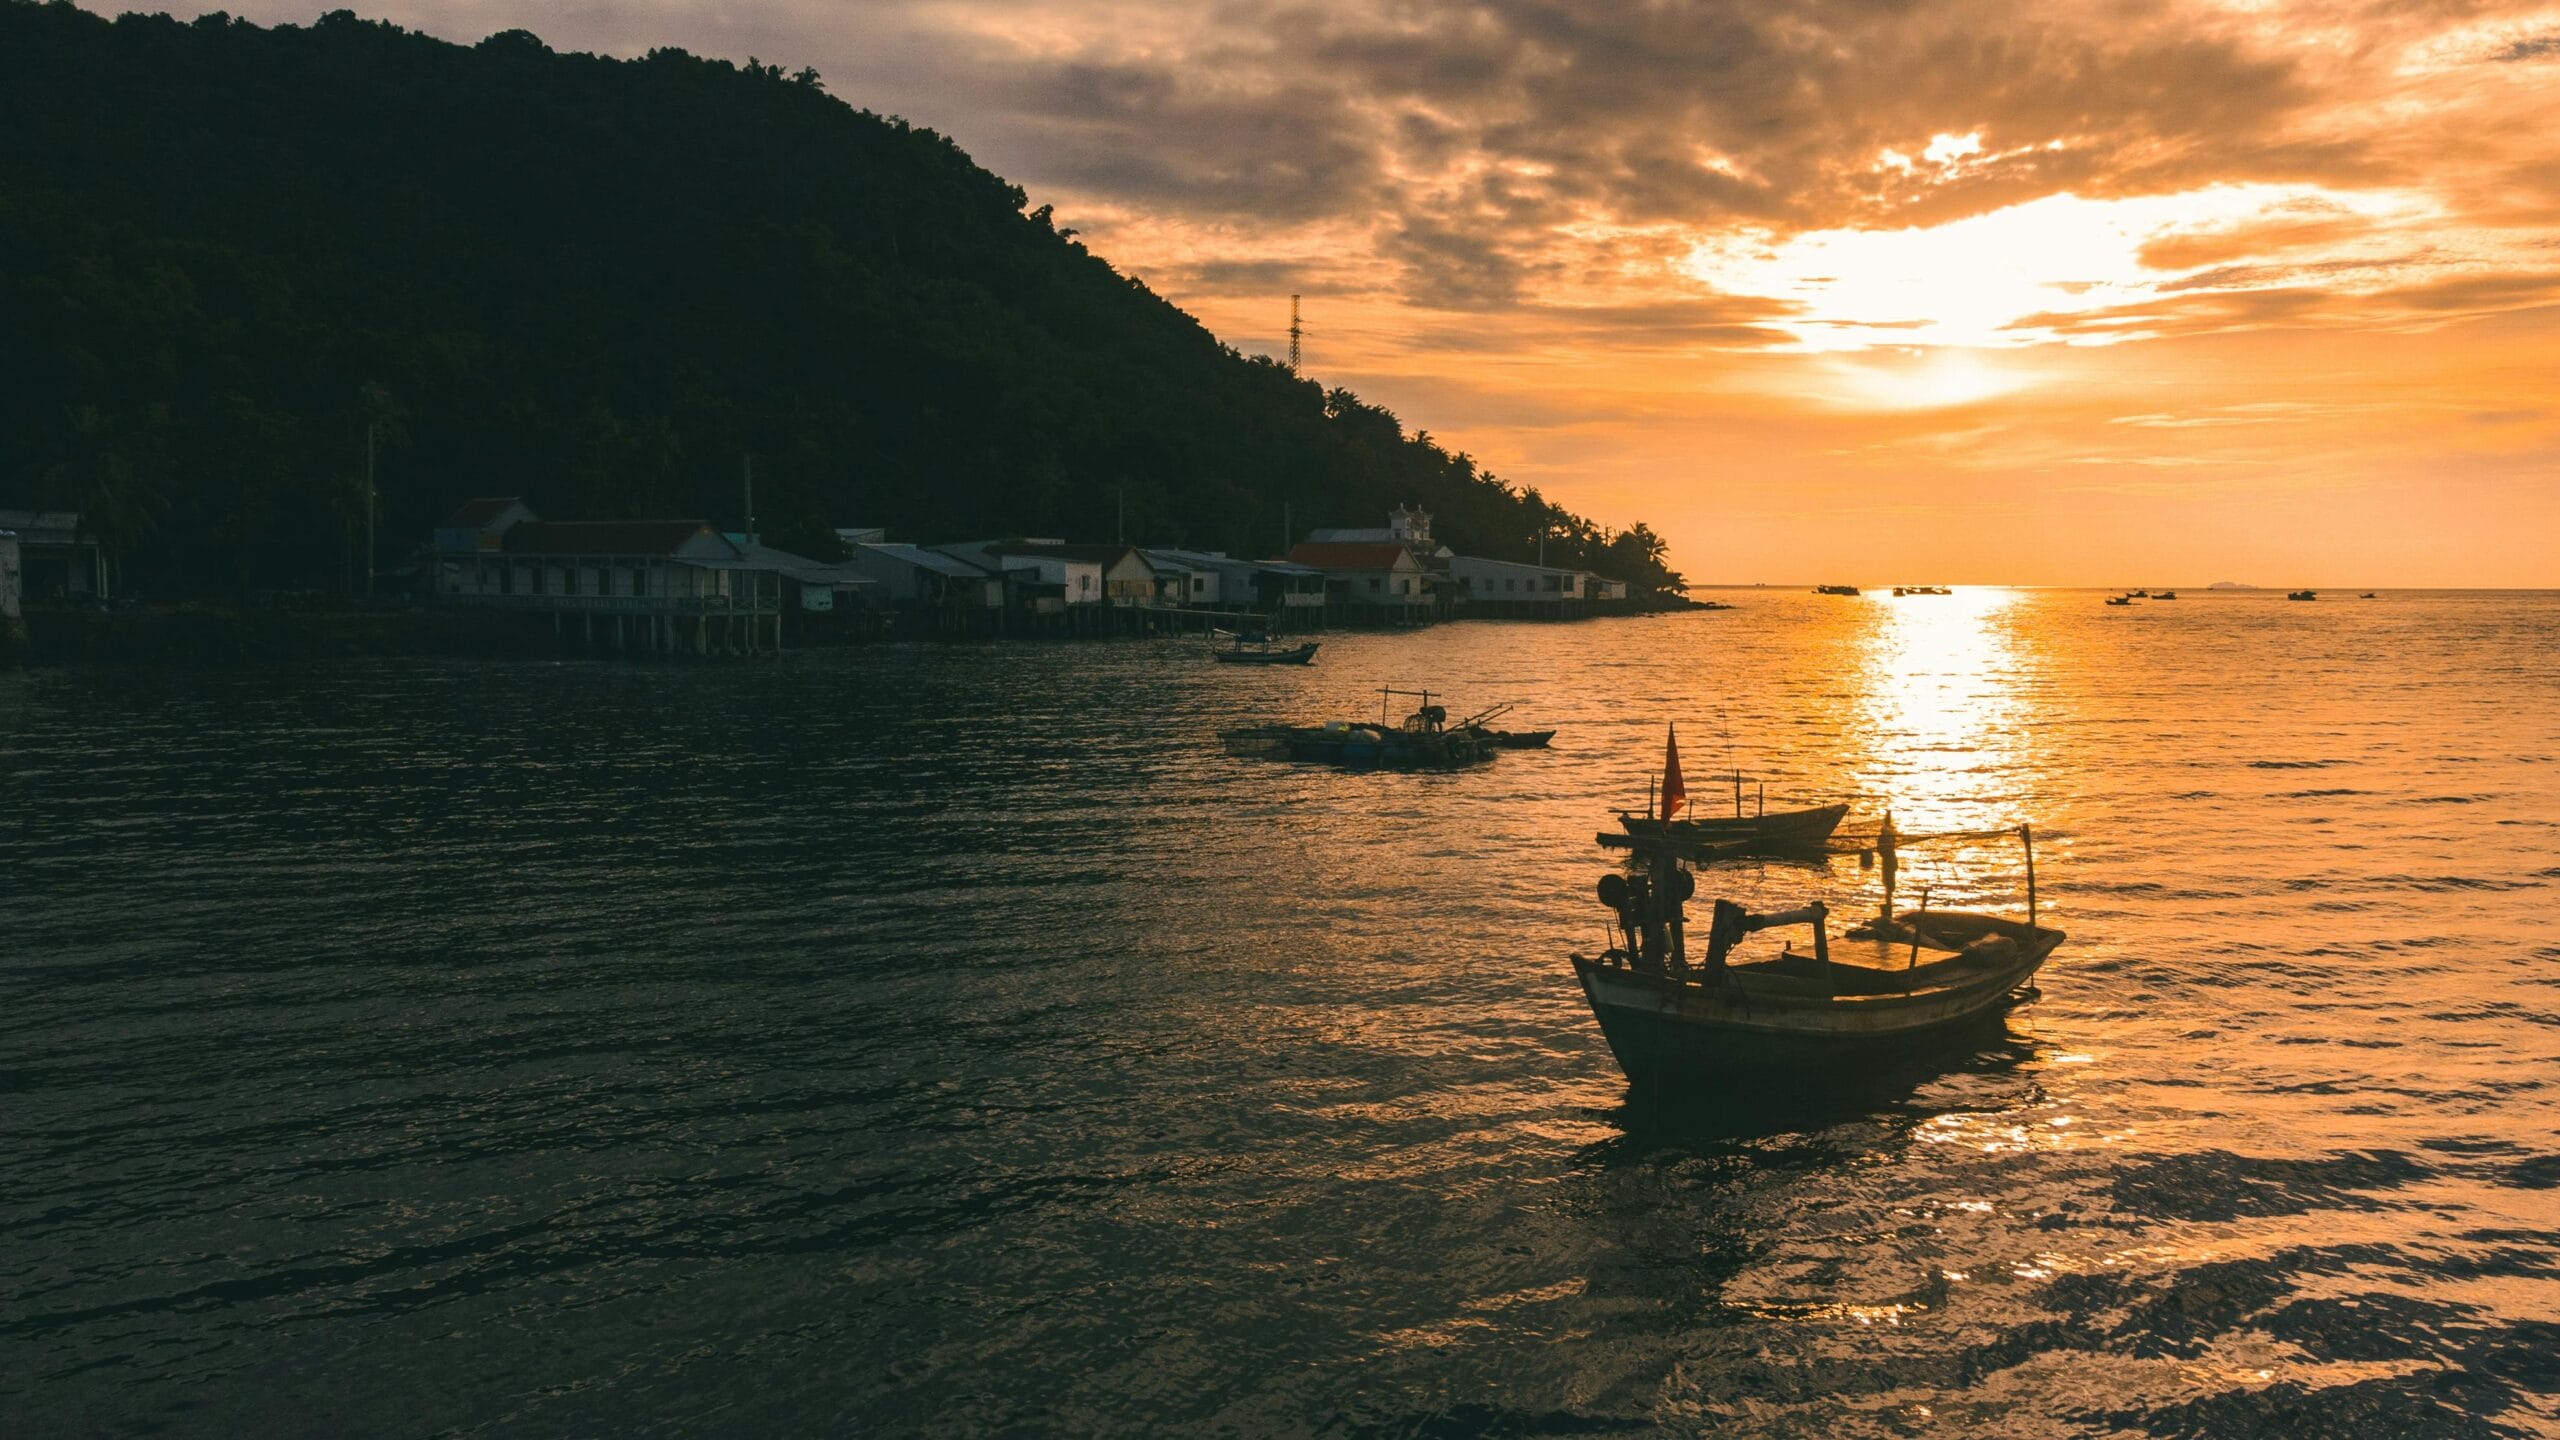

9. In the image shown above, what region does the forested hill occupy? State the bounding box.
[0,2,1685,598]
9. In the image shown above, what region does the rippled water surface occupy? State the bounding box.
[6,589,2558,1436]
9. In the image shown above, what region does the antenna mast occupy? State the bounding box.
[1288,294,1302,371]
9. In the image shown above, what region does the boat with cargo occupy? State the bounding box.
[1570,812,2060,1082]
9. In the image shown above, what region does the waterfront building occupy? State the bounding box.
[0,510,111,605]
[431,497,782,654]
[1449,555,1588,613]
[1141,549,1329,616]
[847,543,1008,610]
[1136,549,1221,607]
[935,541,1167,605]
[1286,541,1435,615]
[932,539,1103,605]
[728,539,874,615]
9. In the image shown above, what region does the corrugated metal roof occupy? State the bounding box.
[503,520,721,556]
[863,543,997,579]
[987,542,1147,567]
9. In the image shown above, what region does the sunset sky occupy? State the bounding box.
[188,1,2557,584]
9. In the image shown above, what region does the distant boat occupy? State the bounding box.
[2105,596,2134,606]
[2154,590,2178,599]
[1211,638,1318,665]
[2129,589,2150,598]
[2288,590,2317,601]
[1892,585,1950,596]
[2360,592,2377,599]
[1814,584,1860,596]
[1571,821,2060,1080]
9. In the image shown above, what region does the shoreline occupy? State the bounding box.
[7,596,1704,669]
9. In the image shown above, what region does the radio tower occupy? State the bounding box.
[1288,294,1302,371]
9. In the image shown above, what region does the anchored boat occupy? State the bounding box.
[1571,817,2061,1083]
[1220,687,1494,770]
[1210,629,1319,665]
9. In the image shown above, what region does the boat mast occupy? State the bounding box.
[2022,823,2037,927]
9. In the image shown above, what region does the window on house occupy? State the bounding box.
[1546,575,1561,591]
[1368,577,1382,593]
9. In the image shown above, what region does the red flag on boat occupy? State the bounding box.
[1661,723,1686,819]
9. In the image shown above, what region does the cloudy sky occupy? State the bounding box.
[194,1,2558,583]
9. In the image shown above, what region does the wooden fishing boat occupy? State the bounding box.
[1219,688,1493,769]
[1212,639,1319,665]
[1617,802,1849,852]
[1476,728,1556,749]
[1813,584,1860,596]
[2288,589,2316,601]
[1571,821,2060,1082]
[2105,596,2133,606]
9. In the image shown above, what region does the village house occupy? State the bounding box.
[729,538,875,618]
[1449,555,1587,613]
[932,539,1103,606]
[1286,541,1435,615]
[846,542,1007,610]
[1142,549,1329,616]
[1137,548,1221,607]
[432,497,783,654]
[0,510,111,606]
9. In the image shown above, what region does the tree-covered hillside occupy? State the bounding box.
[0,2,1684,598]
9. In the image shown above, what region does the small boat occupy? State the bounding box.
[1891,586,1948,596]
[2153,590,2177,600]
[2359,592,2376,599]
[1220,688,1493,770]
[2288,589,2316,601]
[1619,803,1850,852]
[1453,701,1555,750]
[1571,819,2060,1081]
[2105,596,2133,606]
[1614,744,1849,854]
[1813,584,1860,596]
[1212,639,1319,665]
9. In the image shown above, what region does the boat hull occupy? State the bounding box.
[1571,921,2055,1084]
[1618,803,1848,851]
[1213,642,1319,665]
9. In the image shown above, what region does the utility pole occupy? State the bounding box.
[1288,295,1302,371]
[363,422,376,600]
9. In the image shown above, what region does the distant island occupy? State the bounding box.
[2207,581,2258,590]
[0,4,1683,602]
